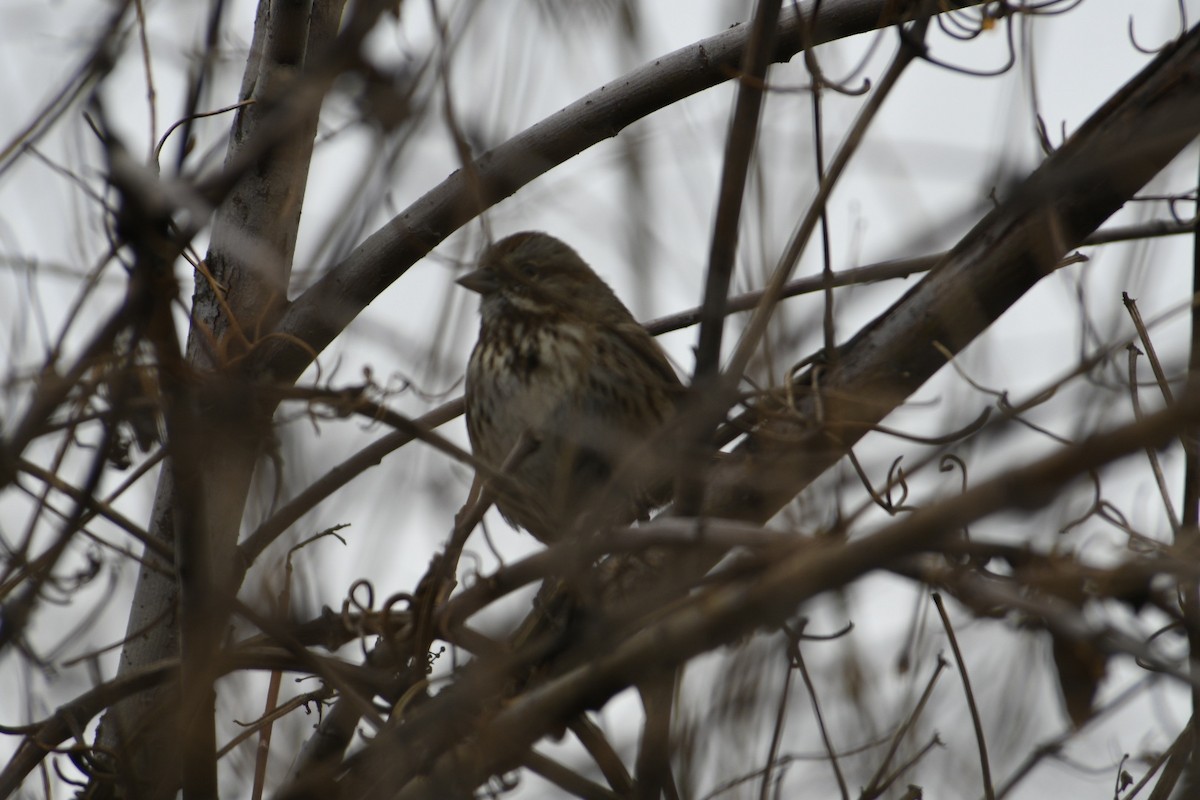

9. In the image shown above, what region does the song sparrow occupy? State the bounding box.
[459,232,683,543]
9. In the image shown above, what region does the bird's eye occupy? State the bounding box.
[519,263,540,280]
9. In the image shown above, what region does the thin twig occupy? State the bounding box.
[694,0,783,384]
[1170,138,1200,800]
[861,655,948,798]
[1124,342,1183,535]
[787,624,849,799]
[758,637,794,800]
[725,8,932,379]
[522,750,620,800]
[569,717,634,795]
[237,397,464,571]
[932,592,994,800]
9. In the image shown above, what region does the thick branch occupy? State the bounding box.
[253,0,986,386]
[378,394,1200,799]
[706,20,1200,523]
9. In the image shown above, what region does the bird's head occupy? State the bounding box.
[457,232,624,321]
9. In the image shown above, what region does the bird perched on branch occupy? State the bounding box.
[458,231,683,543]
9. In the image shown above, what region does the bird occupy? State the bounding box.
[458,231,684,544]
[459,231,686,798]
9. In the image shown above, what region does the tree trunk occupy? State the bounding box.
[93,1,342,795]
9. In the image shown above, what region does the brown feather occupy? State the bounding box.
[460,232,683,542]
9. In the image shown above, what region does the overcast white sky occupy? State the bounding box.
[2,1,1200,797]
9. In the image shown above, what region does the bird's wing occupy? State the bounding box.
[614,319,686,397]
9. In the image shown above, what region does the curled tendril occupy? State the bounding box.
[937,4,990,41]
[1128,0,1188,55]
[55,755,90,788]
[926,0,1094,80]
[1128,191,1199,227]
[1136,620,1185,671]
[66,741,122,783]
[380,591,415,640]
[458,548,484,586]
[343,578,376,629]
[825,25,887,94]
[871,407,992,446]
[924,8,1018,78]
[1168,193,1200,226]
[1023,0,1089,16]
[885,456,910,511]
[792,619,854,642]
[798,40,873,98]
[381,591,414,613]
[1096,501,1166,554]
[45,544,105,596]
[848,448,895,514]
[1033,114,1063,158]
[939,454,969,495]
[937,454,973,542]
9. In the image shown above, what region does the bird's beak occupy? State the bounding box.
[456,267,500,295]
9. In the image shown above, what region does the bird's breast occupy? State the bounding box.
[467,319,589,432]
